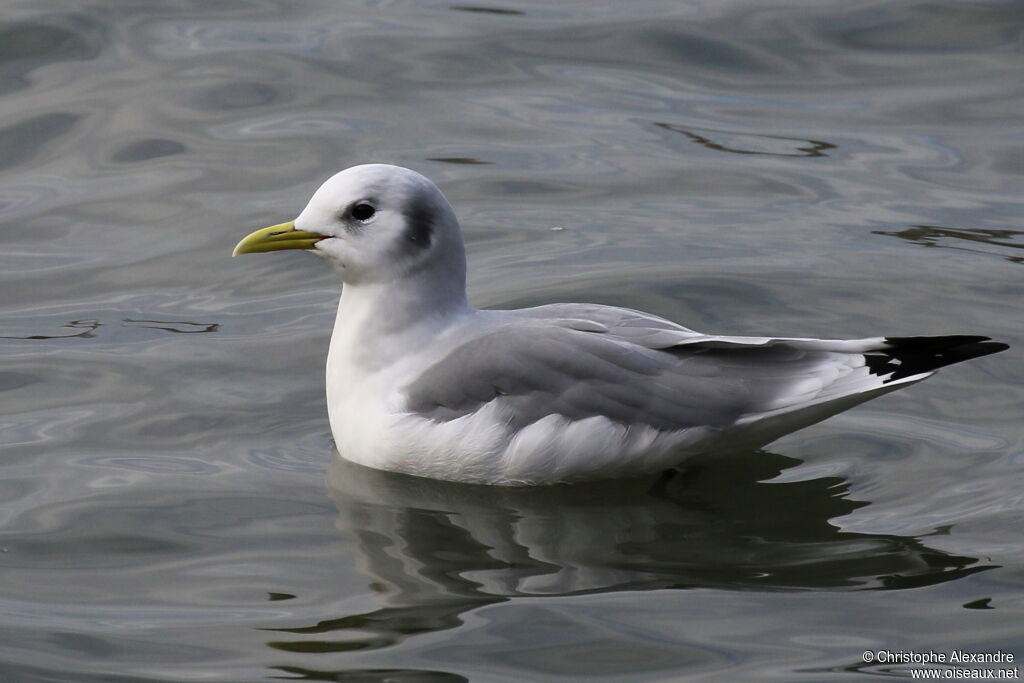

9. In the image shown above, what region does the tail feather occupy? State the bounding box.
[724,334,1006,452]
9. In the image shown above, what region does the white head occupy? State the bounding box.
[234,164,467,295]
[301,164,466,286]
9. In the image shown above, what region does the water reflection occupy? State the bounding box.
[426,157,493,165]
[272,666,468,682]
[0,19,103,95]
[0,317,220,339]
[264,452,990,654]
[121,318,220,334]
[110,138,186,163]
[873,224,1024,265]
[0,318,100,340]
[0,112,81,171]
[654,122,836,158]
[450,6,525,16]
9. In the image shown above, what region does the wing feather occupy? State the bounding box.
[401,304,1006,435]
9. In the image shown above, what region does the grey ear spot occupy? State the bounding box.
[402,191,435,249]
[406,220,432,247]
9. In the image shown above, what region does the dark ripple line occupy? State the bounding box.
[0,318,221,340]
[873,225,1024,265]
[426,156,493,165]
[450,6,524,15]
[0,319,101,340]
[121,319,220,333]
[269,666,468,682]
[655,122,837,158]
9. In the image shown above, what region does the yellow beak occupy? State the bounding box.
[231,221,325,256]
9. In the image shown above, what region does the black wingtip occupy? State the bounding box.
[866,335,1009,382]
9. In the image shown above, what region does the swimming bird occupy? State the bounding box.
[233,164,1007,485]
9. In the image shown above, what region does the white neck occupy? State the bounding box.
[328,268,472,375]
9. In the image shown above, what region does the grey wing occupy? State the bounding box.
[401,311,887,432]
[505,302,704,348]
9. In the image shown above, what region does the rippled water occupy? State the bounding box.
[2,1,1022,680]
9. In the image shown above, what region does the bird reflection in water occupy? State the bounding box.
[263,451,989,661]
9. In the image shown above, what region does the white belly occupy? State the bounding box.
[327,371,712,485]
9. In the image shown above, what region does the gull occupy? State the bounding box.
[233,164,1007,485]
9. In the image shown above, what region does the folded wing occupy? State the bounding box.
[401,304,1006,439]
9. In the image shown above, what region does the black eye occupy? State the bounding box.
[351,203,375,221]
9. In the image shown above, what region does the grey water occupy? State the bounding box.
[1,0,1022,680]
